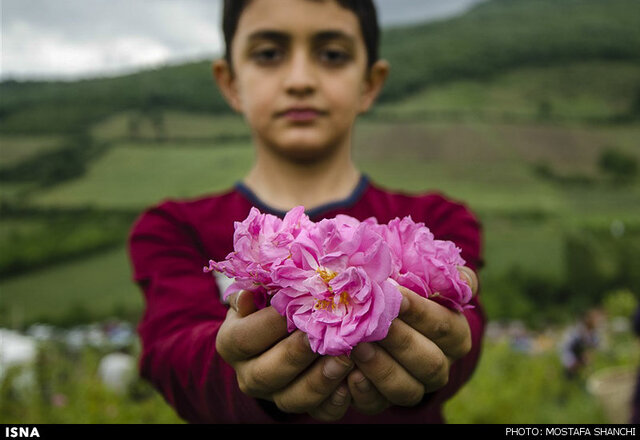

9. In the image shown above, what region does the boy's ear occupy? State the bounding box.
[359,59,390,114]
[212,58,243,113]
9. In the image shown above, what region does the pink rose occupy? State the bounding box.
[204,206,313,305]
[380,216,472,312]
[270,218,402,355]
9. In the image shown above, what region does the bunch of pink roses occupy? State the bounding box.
[205,206,472,356]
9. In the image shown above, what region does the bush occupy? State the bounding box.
[0,206,137,278]
[598,148,638,183]
[444,340,609,423]
[531,161,595,187]
[602,288,638,319]
[0,133,107,187]
[483,228,640,326]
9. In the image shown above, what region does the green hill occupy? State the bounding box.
[379,0,640,99]
[1,0,639,134]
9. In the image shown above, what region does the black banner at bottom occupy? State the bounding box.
[1,424,638,439]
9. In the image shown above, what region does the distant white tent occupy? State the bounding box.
[97,352,136,394]
[0,329,36,377]
[0,329,37,390]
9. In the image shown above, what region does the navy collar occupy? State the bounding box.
[235,174,369,219]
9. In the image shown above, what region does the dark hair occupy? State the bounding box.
[222,0,380,70]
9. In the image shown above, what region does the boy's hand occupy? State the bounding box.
[346,266,478,415]
[216,290,354,422]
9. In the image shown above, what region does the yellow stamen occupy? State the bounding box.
[316,267,337,284]
[312,268,352,314]
[314,299,334,311]
[314,291,351,313]
[338,291,351,312]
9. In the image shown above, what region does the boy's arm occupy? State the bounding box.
[127,202,276,423]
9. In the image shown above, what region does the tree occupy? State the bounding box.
[598,148,638,184]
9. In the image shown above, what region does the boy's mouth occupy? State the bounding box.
[277,107,327,123]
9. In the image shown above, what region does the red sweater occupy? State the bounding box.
[127,175,486,424]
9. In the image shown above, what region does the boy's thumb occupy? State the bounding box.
[457,266,479,297]
[230,290,259,317]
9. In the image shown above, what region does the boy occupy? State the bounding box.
[128,0,485,423]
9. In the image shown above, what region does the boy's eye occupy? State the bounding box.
[251,47,284,64]
[318,48,351,65]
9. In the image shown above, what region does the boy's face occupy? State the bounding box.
[214,0,388,163]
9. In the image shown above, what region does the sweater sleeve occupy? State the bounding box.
[421,197,487,409]
[127,202,275,423]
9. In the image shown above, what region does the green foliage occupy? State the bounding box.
[444,337,634,423]
[30,142,254,209]
[531,161,595,187]
[373,62,640,124]
[0,136,64,168]
[0,206,137,278]
[0,246,143,330]
[0,62,224,134]
[602,289,638,319]
[379,0,640,102]
[564,233,612,303]
[0,133,107,187]
[483,226,640,326]
[631,90,640,116]
[598,148,638,183]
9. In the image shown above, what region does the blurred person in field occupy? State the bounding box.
[560,309,602,379]
[128,0,485,423]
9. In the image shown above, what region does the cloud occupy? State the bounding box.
[3,20,173,78]
[1,0,484,80]
[2,0,223,79]
[376,0,485,26]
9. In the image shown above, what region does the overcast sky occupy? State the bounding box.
[1,0,485,81]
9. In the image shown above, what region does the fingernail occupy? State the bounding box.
[457,266,473,285]
[459,269,471,286]
[352,343,376,363]
[331,385,349,406]
[355,376,372,393]
[231,291,241,311]
[400,295,410,314]
[323,356,353,380]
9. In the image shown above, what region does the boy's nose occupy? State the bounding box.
[283,50,317,97]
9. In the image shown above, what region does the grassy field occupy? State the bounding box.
[0,247,142,329]
[90,111,250,142]
[0,136,64,167]
[31,142,254,209]
[374,61,640,122]
[19,117,640,215]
